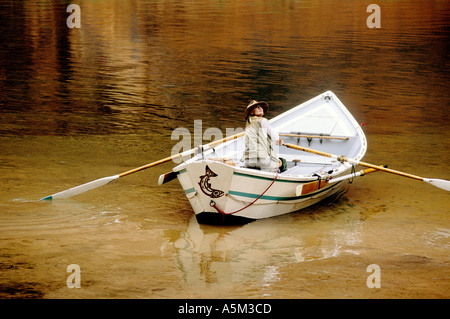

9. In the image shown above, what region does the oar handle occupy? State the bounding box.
[360,167,378,175]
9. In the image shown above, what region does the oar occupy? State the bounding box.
[284,143,450,191]
[158,170,178,185]
[295,167,382,196]
[40,131,245,200]
[328,166,383,184]
[40,153,189,200]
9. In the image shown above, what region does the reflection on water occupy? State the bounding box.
[1,0,449,136]
[0,0,449,298]
[171,200,363,294]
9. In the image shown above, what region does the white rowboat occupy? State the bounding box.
[172,91,367,224]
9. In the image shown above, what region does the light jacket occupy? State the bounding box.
[243,116,279,167]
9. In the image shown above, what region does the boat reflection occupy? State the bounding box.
[169,200,364,292]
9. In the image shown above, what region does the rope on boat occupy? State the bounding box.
[210,171,279,216]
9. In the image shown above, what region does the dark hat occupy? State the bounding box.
[245,100,268,120]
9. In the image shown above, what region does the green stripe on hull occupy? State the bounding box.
[228,180,343,201]
[184,187,195,194]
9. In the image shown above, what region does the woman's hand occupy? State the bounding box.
[278,138,284,146]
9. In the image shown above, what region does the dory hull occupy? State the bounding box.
[176,161,351,224]
[173,91,366,224]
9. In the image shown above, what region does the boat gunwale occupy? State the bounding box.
[174,159,353,183]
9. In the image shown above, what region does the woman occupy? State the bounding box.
[243,100,286,172]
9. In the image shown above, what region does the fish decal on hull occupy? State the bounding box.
[199,165,224,198]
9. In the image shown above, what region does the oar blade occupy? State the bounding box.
[158,171,178,185]
[424,178,450,191]
[40,175,120,200]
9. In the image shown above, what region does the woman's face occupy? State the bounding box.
[251,105,264,117]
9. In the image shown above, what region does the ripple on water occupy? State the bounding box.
[1,198,123,237]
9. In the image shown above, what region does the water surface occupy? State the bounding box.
[0,0,449,298]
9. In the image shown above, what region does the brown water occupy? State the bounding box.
[0,0,449,299]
